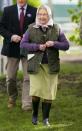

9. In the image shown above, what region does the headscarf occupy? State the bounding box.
[34,5,54,28]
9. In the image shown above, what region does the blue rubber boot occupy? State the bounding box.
[42,102,51,126]
[32,99,40,125]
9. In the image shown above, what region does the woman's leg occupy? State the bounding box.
[32,96,40,125]
[42,99,52,126]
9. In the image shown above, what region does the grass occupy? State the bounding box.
[0,62,82,131]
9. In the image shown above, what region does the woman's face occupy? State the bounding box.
[37,8,49,25]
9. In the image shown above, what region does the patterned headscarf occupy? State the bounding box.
[34,5,54,28]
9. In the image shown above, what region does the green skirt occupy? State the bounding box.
[29,64,58,100]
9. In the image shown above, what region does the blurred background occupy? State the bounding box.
[41,0,78,33]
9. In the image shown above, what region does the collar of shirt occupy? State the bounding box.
[17,4,27,19]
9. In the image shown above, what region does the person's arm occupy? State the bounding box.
[0,7,13,40]
[53,31,69,50]
[20,30,40,52]
[0,7,21,43]
[46,30,69,51]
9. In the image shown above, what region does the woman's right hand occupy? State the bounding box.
[39,44,46,51]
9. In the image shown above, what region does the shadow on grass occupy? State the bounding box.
[34,122,74,130]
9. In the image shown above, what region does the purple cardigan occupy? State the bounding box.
[20,30,69,51]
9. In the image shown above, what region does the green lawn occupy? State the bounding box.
[0,63,82,131]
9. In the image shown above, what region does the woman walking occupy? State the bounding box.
[20,5,69,126]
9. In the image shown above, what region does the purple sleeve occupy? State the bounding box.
[20,31,40,52]
[53,31,69,50]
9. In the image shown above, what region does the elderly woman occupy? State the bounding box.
[20,5,69,126]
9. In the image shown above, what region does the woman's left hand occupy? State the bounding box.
[46,41,54,47]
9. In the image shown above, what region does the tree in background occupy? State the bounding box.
[68,0,82,45]
[28,0,41,7]
[13,0,41,7]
